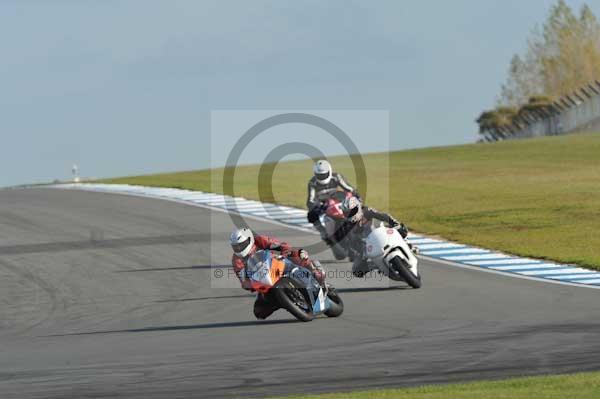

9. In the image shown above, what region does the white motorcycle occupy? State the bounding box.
[363,225,421,288]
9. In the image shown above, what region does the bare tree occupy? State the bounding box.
[498,0,600,105]
[482,1,600,137]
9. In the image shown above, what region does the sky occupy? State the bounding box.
[1,0,598,187]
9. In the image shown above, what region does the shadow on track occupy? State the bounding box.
[155,287,407,304]
[44,319,300,337]
[45,287,409,338]
[336,286,409,293]
[116,264,230,272]
[118,261,349,272]
[155,294,253,303]
[0,233,211,256]
[117,260,350,273]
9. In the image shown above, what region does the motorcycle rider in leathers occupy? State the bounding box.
[340,196,417,277]
[306,160,359,243]
[230,228,326,319]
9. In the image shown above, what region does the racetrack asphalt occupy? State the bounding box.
[1,188,600,399]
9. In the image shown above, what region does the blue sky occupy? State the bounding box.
[1,0,597,186]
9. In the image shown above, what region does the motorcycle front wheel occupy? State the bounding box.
[389,256,422,289]
[324,287,344,317]
[274,278,314,322]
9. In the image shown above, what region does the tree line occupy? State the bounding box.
[477,0,600,139]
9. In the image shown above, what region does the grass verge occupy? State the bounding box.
[101,132,600,269]
[267,371,600,399]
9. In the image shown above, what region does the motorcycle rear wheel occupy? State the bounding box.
[274,278,314,322]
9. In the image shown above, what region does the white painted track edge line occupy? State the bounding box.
[420,255,600,290]
[487,263,565,273]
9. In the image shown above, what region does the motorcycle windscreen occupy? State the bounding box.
[246,250,274,286]
[245,250,286,287]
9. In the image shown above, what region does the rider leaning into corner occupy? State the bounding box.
[306,160,360,243]
[340,196,419,277]
[230,228,326,320]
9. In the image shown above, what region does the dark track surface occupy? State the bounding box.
[1,188,600,399]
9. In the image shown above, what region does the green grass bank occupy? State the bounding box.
[102,132,600,269]
[268,371,600,399]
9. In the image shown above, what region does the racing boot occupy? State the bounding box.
[347,246,358,262]
[315,224,333,246]
[351,256,370,278]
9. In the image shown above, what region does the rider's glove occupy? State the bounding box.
[280,246,292,257]
[298,249,309,261]
[395,223,409,239]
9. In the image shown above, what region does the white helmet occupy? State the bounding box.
[230,227,255,257]
[313,160,332,184]
[341,196,363,223]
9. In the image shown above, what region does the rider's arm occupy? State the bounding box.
[288,248,325,284]
[335,173,357,194]
[364,207,400,227]
[232,255,253,290]
[364,207,409,238]
[306,180,318,209]
[254,234,292,256]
